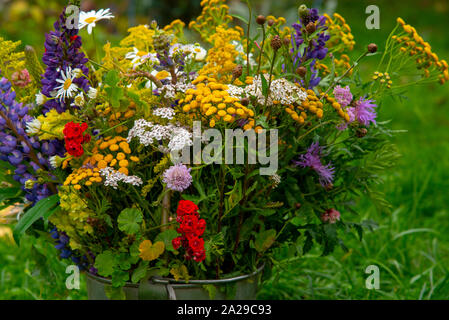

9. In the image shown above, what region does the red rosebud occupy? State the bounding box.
[172,236,182,250]
[196,219,206,236]
[193,250,206,262]
[83,134,91,144]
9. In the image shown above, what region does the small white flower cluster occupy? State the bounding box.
[270,173,281,188]
[153,107,175,120]
[232,40,257,67]
[226,84,245,99]
[170,43,207,62]
[244,75,307,106]
[99,167,143,189]
[158,77,196,99]
[127,119,192,152]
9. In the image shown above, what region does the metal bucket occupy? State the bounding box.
[86,265,264,300]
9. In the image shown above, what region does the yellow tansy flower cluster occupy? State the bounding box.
[163,19,186,40]
[285,89,324,124]
[394,18,448,84]
[322,93,351,122]
[99,102,136,134]
[198,25,243,82]
[179,76,255,128]
[372,71,393,89]
[93,136,139,175]
[63,167,103,190]
[189,0,233,41]
[0,37,25,80]
[324,13,355,52]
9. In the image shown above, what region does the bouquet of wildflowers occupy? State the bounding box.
[0,0,447,297]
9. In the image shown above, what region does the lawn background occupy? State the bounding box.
[1,0,448,299]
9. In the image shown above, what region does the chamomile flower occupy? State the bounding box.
[125,48,159,67]
[78,8,114,34]
[35,91,46,105]
[54,67,79,102]
[183,44,207,61]
[73,92,85,107]
[25,118,41,135]
[87,87,98,99]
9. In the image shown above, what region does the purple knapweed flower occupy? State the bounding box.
[163,163,193,192]
[293,142,335,187]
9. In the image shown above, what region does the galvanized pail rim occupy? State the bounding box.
[85,263,265,287]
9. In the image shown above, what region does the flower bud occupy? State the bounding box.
[298,4,309,20]
[267,19,275,27]
[368,43,378,53]
[232,64,243,80]
[241,97,250,106]
[283,37,290,47]
[271,35,282,51]
[306,22,316,34]
[296,66,307,77]
[25,179,36,190]
[256,15,266,25]
[295,202,302,209]
[356,128,368,138]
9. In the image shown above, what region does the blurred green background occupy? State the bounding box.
[1,0,448,299]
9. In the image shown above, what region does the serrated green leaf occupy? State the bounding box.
[94,250,116,277]
[154,229,179,252]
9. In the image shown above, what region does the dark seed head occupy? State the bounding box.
[356,128,368,138]
[283,37,290,47]
[295,202,302,209]
[271,35,282,51]
[267,19,275,27]
[368,43,378,53]
[256,15,266,25]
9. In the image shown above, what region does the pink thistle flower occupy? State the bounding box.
[163,163,192,192]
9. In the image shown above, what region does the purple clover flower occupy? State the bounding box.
[293,142,335,187]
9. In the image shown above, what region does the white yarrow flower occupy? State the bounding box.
[78,8,114,34]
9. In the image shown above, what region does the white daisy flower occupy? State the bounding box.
[25,118,41,135]
[78,8,114,34]
[183,44,207,62]
[125,48,160,67]
[73,92,85,107]
[54,67,79,102]
[35,91,46,105]
[87,87,98,99]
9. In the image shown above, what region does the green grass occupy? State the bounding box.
[1,0,449,299]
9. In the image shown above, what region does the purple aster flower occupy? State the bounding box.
[293,142,335,187]
[163,163,193,192]
[333,85,353,108]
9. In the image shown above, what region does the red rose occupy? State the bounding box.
[178,214,199,235]
[172,236,182,250]
[176,200,199,217]
[188,236,204,252]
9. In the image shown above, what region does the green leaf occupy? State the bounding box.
[104,69,120,86]
[117,208,143,235]
[111,269,129,288]
[94,250,116,277]
[13,194,59,244]
[230,13,249,25]
[105,86,124,108]
[260,74,268,96]
[254,229,276,253]
[131,261,149,284]
[154,229,179,252]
